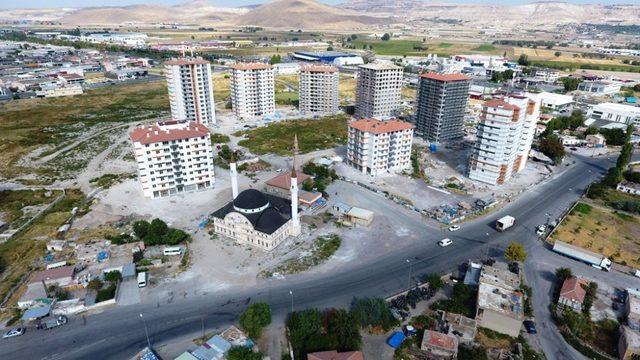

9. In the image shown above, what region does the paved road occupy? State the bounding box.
[0,154,627,360]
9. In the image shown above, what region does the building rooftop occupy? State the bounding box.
[349,118,413,134]
[211,190,292,235]
[559,277,588,304]
[622,326,640,348]
[164,57,210,66]
[359,62,401,71]
[421,72,470,82]
[477,281,524,319]
[421,329,458,352]
[484,99,520,111]
[307,350,364,360]
[479,263,521,290]
[130,120,210,145]
[230,62,272,71]
[30,266,75,284]
[300,64,338,73]
[628,291,640,317]
[592,102,640,114]
[619,181,640,192]
[265,170,310,190]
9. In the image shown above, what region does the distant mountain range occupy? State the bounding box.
[1,0,639,29]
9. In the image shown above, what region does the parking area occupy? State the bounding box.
[116,279,141,306]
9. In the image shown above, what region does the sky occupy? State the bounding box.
[1,0,634,9]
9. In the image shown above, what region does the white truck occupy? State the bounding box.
[495,216,516,232]
[552,240,612,271]
[38,315,68,330]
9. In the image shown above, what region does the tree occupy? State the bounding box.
[326,309,361,351]
[581,282,598,316]
[133,220,150,239]
[424,273,444,291]
[104,270,122,283]
[555,267,573,283]
[239,302,271,339]
[381,33,391,41]
[165,228,189,245]
[227,346,263,360]
[561,77,582,92]
[554,51,562,57]
[149,218,168,238]
[87,278,103,291]
[539,135,565,165]
[351,297,397,330]
[504,242,527,262]
[269,54,282,65]
[302,179,314,192]
[287,309,324,359]
[517,54,530,66]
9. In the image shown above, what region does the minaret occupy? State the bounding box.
[230,151,239,199]
[290,135,301,236]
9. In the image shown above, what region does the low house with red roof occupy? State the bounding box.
[264,170,322,208]
[307,350,364,360]
[30,265,75,288]
[420,330,458,359]
[559,277,588,312]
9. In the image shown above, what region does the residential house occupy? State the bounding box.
[475,263,524,337]
[420,330,459,359]
[307,350,365,360]
[619,326,640,360]
[617,182,640,196]
[30,266,75,288]
[626,289,640,331]
[558,277,588,312]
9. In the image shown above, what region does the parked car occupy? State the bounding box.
[523,320,537,334]
[3,328,25,339]
[536,225,546,235]
[448,225,461,232]
[438,238,453,247]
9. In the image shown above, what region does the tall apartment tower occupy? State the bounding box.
[230,63,275,120]
[468,94,541,185]
[130,120,215,198]
[346,118,414,176]
[355,62,403,119]
[299,64,339,115]
[415,73,471,143]
[164,57,216,126]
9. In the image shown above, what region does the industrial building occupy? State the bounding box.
[354,62,403,119]
[292,51,364,66]
[577,80,621,96]
[165,57,216,126]
[130,120,215,198]
[230,63,275,120]
[587,102,640,127]
[346,118,413,176]
[415,73,471,143]
[299,64,339,115]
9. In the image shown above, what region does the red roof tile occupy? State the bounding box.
[130,121,210,145]
[483,99,520,111]
[560,277,588,304]
[300,64,338,73]
[349,118,413,134]
[165,58,210,66]
[230,62,273,71]
[265,170,310,189]
[30,266,75,284]
[420,72,470,82]
[307,350,365,360]
[423,330,457,350]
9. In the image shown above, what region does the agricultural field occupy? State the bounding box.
[212,71,232,106]
[550,202,640,267]
[236,114,349,155]
[350,39,502,57]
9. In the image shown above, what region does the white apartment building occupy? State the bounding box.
[299,64,339,116]
[346,118,414,176]
[587,102,640,126]
[130,120,215,198]
[532,69,560,83]
[165,57,216,126]
[355,62,403,119]
[230,63,275,120]
[577,80,621,96]
[468,94,541,185]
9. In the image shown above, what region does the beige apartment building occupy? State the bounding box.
[355,62,403,119]
[346,118,414,176]
[164,57,216,126]
[230,63,275,120]
[299,64,339,115]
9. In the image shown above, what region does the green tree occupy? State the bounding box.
[287,309,324,359]
[561,77,582,92]
[424,273,444,291]
[381,33,391,41]
[104,270,122,283]
[582,282,598,316]
[133,220,150,239]
[555,267,573,283]
[227,346,263,360]
[504,242,527,262]
[302,179,314,191]
[165,228,189,245]
[149,218,168,237]
[239,302,272,339]
[351,297,397,330]
[554,51,562,57]
[517,54,530,66]
[269,54,282,65]
[539,135,565,165]
[326,309,362,351]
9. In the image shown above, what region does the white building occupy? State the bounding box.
[539,92,574,110]
[333,56,364,66]
[165,57,216,126]
[587,103,640,127]
[346,118,414,176]
[468,94,541,185]
[273,62,300,75]
[532,69,560,83]
[35,84,83,98]
[299,64,339,116]
[355,62,403,119]
[130,120,215,198]
[577,80,621,96]
[230,63,275,120]
[617,182,640,196]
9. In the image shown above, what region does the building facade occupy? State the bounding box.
[130,120,215,198]
[230,63,275,120]
[587,102,640,126]
[165,57,216,126]
[415,73,471,143]
[355,62,403,119]
[468,94,541,185]
[346,118,414,176]
[299,65,339,115]
[577,80,621,96]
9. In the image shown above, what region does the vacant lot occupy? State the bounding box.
[236,114,349,155]
[351,40,501,57]
[550,202,640,267]
[0,189,63,227]
[0,80,169,179]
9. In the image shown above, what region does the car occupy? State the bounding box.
[536,225,546,235]
[570,147,578,151]
[3,328,25,339]
[438,238,453,247]
[523,320,537,334]
[448,225,461,232]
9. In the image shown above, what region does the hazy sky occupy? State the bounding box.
[1,0,634,9]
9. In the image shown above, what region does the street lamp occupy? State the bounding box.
[289,290,294,314]
[139,313,151,349]
[406,259,412,289]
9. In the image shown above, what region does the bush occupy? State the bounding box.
[227,346,263,360]
[104,270,122,283]
[95,283,117,303]
[239,302,271,339]
[573,203,592,215]
[133,220,150,239]
[424,273,444,291]
[504,242,527,262]
[351,297,397,331]
[432,283,477,318]
[624,171,640,184]
[610,200,640,214]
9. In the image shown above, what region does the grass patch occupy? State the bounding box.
[236,114,349,155]
[261,234,341,276]
[473,44,497,52]
[89,173,135,189]
[275,91,299,105]
[210,133,230,144]
[351,39,428,56]
[573,203,592,215]
[530,60,640,73]
[0,189,62,225]
[438,42,453,48]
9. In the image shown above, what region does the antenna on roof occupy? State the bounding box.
[181,45,185,57]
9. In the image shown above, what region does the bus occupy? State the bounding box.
[137,272,147,288]
[163,247,182,256]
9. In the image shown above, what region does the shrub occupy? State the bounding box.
[104,270,122,283]
[573,203,592,215]
[239,302,271,339]
[504,242,527,262]
[95,283,117,302]
[351,297,397,331]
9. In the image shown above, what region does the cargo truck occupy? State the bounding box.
[552,240,612,271]
[495,216,516,232]
[37,315,68,330]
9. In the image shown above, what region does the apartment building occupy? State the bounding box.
[532,68,560,83]
[299,64,339,115]
[230,63,275,120]
[354,62,403,119]
[130,120,215,198]
[415,73,471,143]
[165,57,216,126]
[346,118,414,176]
[468,94,541,185]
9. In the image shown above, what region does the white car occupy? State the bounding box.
[448,225,461,232]
[3,328,25,339]
[438,238,453,247]
[536,225,546,235]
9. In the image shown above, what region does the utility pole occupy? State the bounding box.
[289,290,294,314]
[406,259,412,289]
[139,313,151,349]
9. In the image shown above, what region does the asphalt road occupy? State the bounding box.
[0,153,625,360]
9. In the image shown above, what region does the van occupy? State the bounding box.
[163,247,182,256]
[438,238,453,247]
[137,272,147,288]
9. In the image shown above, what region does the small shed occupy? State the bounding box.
[346,207,374,226]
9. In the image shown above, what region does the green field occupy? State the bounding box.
[531,60,640,73]
[236,114,349,155]
[473,44,498,52]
